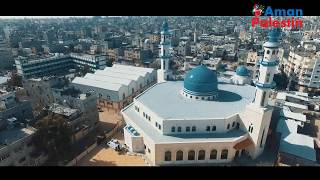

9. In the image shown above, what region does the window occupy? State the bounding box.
[171,127,175,132]
[232,122,235,127]
[190,96,193,98]
[266,50,270,54]
[266,73,271,82]
[144,145,146,149]
[159,125,161,130]
[210,149,217,159]
[122,93,125,100]
[186,127,190,132]
[251,127,253,133]
[165,151,171,161]
[148,116,151,121]
[196,97,199,99]
[236,123,240,130]
[207,97,210,100]
[143,112,145,117]
[178,127,182,132]
[260,129,265,148]
[155,122,158,127]
[140,84,142,89]
[192,126,196,132]
[272,50,275,55]
[198,150,205,160]
[212,126,216,131]
[261,91,266,106]
[227,124,230,130]
[132,88,134,94]
[188,150,195,160]
[248,126,251,132]
[148,148,151,153]
[176,151,183,161]
[201,97,204,100]
[206,126,210,131]
[221,149,228,159]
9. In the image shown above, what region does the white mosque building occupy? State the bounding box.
[122,22,281,166]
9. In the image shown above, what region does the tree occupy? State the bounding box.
[106,59,113,67]
[33,113,72,163]
[81,64,93,76]
[273,70,289,90]
[8,73,22,87]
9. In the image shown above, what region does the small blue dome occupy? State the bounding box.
[184,65,218,95]
[236,66,249,76]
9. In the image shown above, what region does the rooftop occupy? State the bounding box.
[123,104,248,144]
[276,118,316,162]
[134,81,255,120]
[48,103,78,117]
[0,127,35,150]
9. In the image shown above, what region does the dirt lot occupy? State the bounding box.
[98,107,123,132]
[77,132,147,166]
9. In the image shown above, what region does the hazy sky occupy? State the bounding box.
[0,16,93,19]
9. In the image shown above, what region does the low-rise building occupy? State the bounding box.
[283,44,320,92]
[71,64,156,111]
[15,53,107,78]
[0,125,47,166]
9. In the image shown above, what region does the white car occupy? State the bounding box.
[106,139,121,151]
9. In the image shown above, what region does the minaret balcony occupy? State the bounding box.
[259,59,279,67]
[160,55,172,59]
[160,42,171,45]
[254,81,276,89]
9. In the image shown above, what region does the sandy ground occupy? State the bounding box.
[98,107,122,132]
[77,132,147,166]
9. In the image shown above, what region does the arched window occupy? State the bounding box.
[212,126,216,131]
[210,149,217,159]
[266,50,270,54]
[206,126,210,131]
[132,88,134,94]
[176,151,183,161]
[171,127,175,132]
[227,124,230,129]
[106,95,110,100]
[186,127,190,132]
[177,127,181,132]
[232,122,235,127]
[260,129,265,148]
[221,149,228,159]
[122,93,125,100]
[188,150,195,160]
[192,126,196,132]
[165,151,171,161]
[198,150,205,160]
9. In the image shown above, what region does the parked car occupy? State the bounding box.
[106,139,121,151]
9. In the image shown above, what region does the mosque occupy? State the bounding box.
[121,21,281,165]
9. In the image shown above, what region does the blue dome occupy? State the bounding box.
[184,65,218,95]
[236,66,249,76]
